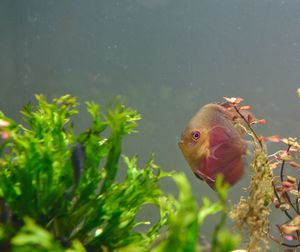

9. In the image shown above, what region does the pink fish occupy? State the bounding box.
[178,103,247,189]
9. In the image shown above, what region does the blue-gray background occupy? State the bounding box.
[1,0,300,249]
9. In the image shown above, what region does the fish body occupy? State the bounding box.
[178,103,247,189]
[71,143,86,185]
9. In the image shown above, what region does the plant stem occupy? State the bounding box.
[272,181,293,220]
[280,145,291,181]
[279,145,299,214]
[233,105,263,149]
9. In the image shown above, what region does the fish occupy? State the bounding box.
[178,103,248,189]
[71,143,86,185]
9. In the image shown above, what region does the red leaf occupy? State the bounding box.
[283,234,297,241]
[256,119,267,124]
[240,105,251,110]
[282,181,295,188]
[289,161,300,168]
[263,135,281,142]
[247,114,253,124]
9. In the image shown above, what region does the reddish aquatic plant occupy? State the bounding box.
[229,91,300,249]
[269,137,300,248]
[224,97,273,251]
[227,95,300,250]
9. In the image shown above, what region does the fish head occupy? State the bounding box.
[178,125,210,170]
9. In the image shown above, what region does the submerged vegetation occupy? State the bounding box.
[0,95,239,252]
[0,94,299,251]
[224,96,300,251]
[225,98,274,251]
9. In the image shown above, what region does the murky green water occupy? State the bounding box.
[1,1,300,250]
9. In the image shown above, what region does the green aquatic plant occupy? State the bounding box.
[151,175,240,252]
[0,95,239,252]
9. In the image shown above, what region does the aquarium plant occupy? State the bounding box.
[224,96,300,251]
[0,95,239,252]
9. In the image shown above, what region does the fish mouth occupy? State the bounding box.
[178,139,185,152]
[177,139,184,146]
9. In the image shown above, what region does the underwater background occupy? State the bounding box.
[1,0,300,249]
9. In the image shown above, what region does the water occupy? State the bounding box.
[1,0,300,250]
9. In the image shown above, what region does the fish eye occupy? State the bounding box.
[191,130,201,141]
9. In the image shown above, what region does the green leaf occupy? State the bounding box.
[152,173,199,252]
[0,94,240,252]
[11,218,64,252]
